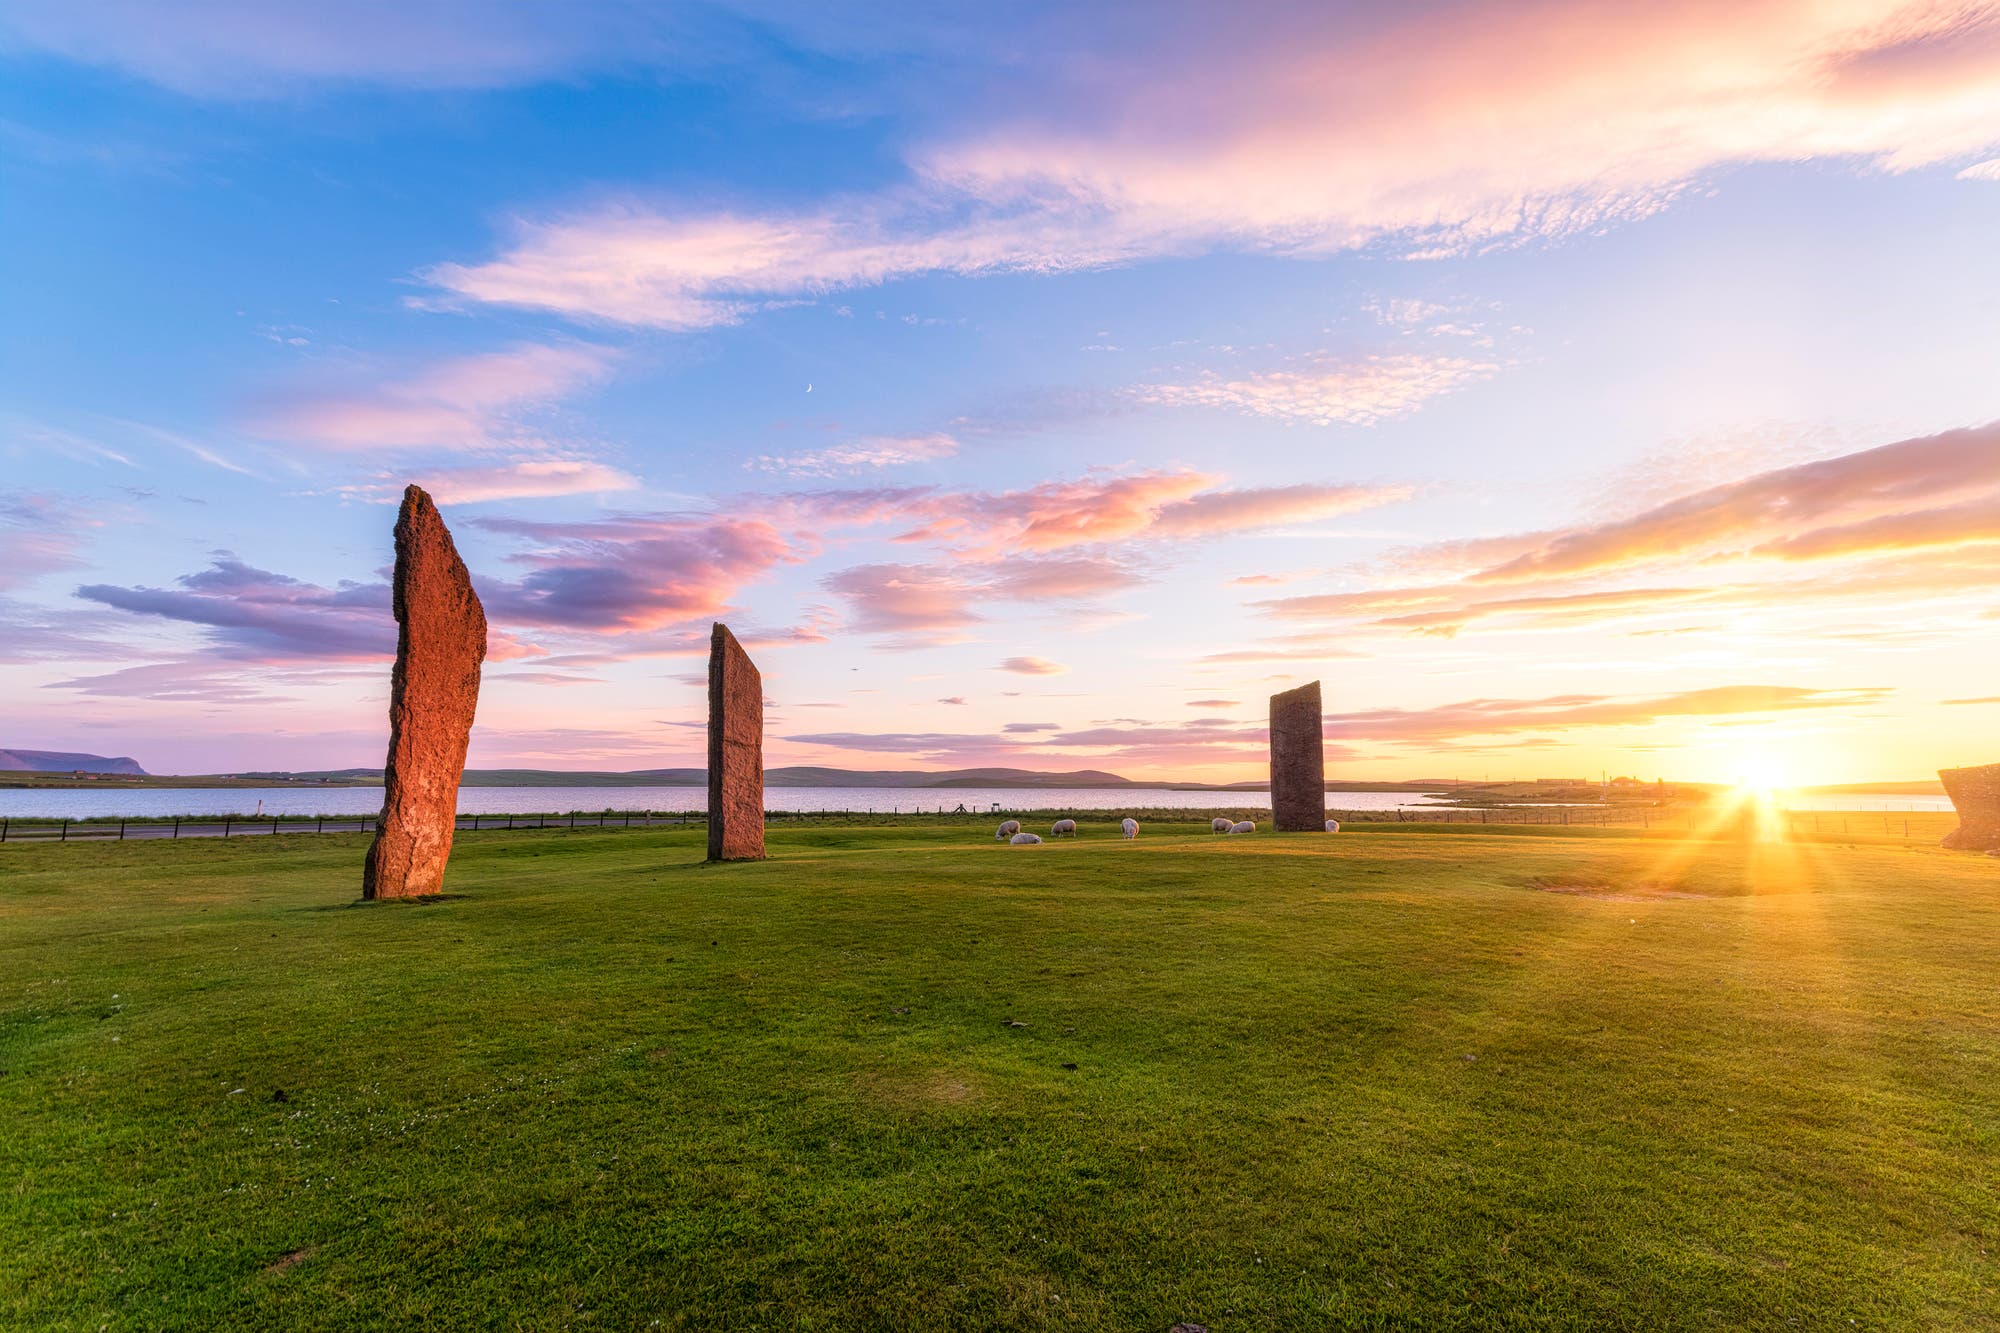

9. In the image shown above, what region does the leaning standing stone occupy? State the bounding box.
[707,622,766,861]
[363,485,486,899]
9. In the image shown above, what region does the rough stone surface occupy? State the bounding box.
[1269,679,1327,831]
[1940,763,2000,851]
[363,485,486,899]
[707,622,766,861]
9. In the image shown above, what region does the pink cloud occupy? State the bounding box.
[1135,354,1493,427]
[247,341,616,452]
[339,459,639,505]
[476,511,793,632]
[820,563,982,642]
[789,470,1405,556]
[998,655,1066,675]
[0,491,93,590]
[746,433,959,478]
[423,4,2000,326]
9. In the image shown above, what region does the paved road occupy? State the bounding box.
[0,813,703,844]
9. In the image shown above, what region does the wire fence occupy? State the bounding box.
[0,802,1954,844]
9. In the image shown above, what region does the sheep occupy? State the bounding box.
[995,819,1021,840]
[1229,820,1256,834]
[1325,819,1341,833]
[1121,818,1139,839]
[1010,832,1044,845]
[1211,817,1234,833]
[1050,818,1077,837]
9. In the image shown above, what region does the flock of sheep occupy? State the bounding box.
[994,816,1341,845]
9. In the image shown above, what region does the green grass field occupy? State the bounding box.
[4,820,1997,1330]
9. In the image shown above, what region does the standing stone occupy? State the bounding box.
[1269,680,1327,832]
[362,486,486,899]
[707,622,765,861]
[1940,763,2000,851]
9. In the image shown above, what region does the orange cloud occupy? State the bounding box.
[1323,684,1892,744]
[1468,422,2000,583]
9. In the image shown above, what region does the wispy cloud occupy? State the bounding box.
[1259,422,2000,641]
[746,433,958,478]
[1134,353,1494,427]
[474,511,793,633]
[74,555,543,667]
[998,655,1066,675]
[1324,684,1890,744]
[338,458,639,505]
[0,491,94,590]
[246,341,616,452]
[420,3,2000,326]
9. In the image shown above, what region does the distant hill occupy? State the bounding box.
[0,749,148,776]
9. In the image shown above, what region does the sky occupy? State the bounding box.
[3,0,1999,785]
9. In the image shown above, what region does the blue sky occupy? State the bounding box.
[4,1,2000,782]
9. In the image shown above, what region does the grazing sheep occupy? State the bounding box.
[995,820,1021,840]
[1009,832,1044,845]
[1212,817,1234,833]
[1051,818,1077,837]
[1121,818,1139,839]
[1325,819,1341,833]
[1229,820,1256,835]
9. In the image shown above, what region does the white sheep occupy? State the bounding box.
[1121,818,1139,839]
[1050,818,1077,837]
[1325,819,1341,833]
[1010,831,1044,845]
[1229,820,1256,835]
[1211,817,1234,833]
[995,819,1021,840]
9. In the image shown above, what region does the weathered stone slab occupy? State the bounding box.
[1940,763,2000,851]
[707,622,765,862]
[1269,680,1326,832]
[363,485,486,899]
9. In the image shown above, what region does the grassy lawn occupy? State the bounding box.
[3,820,1997,1330]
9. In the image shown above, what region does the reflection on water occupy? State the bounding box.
[0,783,1952,821]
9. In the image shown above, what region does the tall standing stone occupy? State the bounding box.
[362,486,486,899]
[707,622,765,862]
[1269,680,1327,832]
[1940,763,2000,851]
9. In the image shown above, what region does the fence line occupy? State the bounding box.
[0,802,1941,845]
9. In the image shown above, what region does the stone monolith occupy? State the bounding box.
[707,622,765,861]
[362,486,486,899]
[1269,680,1326,832]
[1940,763,2000,851]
